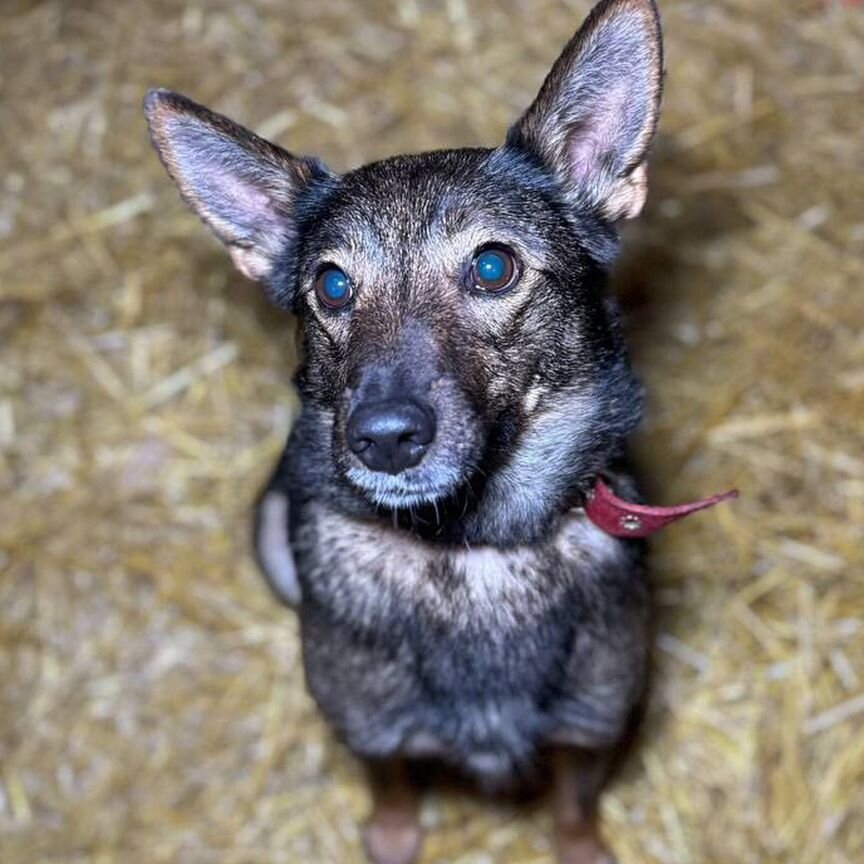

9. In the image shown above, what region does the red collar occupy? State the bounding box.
[584,477,738,538]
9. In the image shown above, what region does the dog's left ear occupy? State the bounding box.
[507,0,663,221]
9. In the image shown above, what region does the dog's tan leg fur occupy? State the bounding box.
[362,758,423,864]
[552,747,615,864]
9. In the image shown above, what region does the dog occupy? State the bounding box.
[145,1,665,861]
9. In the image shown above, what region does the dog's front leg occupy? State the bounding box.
[253,489,301,607]
[552,746,616,864]
[362,757,423,864]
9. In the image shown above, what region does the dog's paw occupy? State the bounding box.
[362,814,423,864]
[555,829,616,864]
[254,491,301,606]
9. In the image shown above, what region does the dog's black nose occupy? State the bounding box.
[347,400,435,474]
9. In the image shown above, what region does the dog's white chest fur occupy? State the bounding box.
[258,491,627,629]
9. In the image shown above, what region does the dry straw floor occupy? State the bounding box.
[2,1,863,862]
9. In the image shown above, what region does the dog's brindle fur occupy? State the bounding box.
[146,1,664,861]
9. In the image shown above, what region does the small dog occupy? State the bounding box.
[146,1,665,861]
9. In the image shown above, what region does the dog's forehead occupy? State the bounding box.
[313,149,553,255]
[341,150,489,224]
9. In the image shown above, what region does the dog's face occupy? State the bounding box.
[146,0,663,518]
[285,149,628,510]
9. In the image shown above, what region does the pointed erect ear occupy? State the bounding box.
[506,0,663,221]
[144,89,332,286]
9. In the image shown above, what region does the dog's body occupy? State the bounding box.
[146,1,664,860]
[262,433,647,785]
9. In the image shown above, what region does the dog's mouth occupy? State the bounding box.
[344,464,464,511]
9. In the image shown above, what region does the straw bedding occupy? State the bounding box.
[1,1,863,862]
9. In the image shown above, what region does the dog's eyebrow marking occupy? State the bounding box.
[427,195,550,271]
[326,220,383,262]
[439,203,470,237]
[347,212,388,250]
[299,223,385,296]
[427,222,548,275]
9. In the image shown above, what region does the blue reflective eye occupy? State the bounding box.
[476,251,506,282]
[471,247,517,292]
[315,266,352,308]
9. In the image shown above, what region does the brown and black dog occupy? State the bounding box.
[145,1,663,861]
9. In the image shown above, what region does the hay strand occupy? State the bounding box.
[1,1,862,862]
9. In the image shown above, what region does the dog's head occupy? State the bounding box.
[146,0,663,537]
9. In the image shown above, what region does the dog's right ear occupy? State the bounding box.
[144,89,332,298]
[506,0,663,222]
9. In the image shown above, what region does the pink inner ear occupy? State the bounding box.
[567,129,603,187]
[565,82,630,186]
[197,164,282,240]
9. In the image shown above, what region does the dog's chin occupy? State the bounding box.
[345,465,462,511]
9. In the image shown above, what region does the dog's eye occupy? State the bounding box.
[470,247,518,293]
[314,266,353,309]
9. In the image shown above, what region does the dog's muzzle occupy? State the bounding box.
[346,399,436,475]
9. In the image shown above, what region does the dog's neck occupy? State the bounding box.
[460,388,625,545]
[338,469,604,548]
[337,406,632,548]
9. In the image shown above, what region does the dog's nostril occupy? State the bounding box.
[399,428,431,447]
[347,400,436,475]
